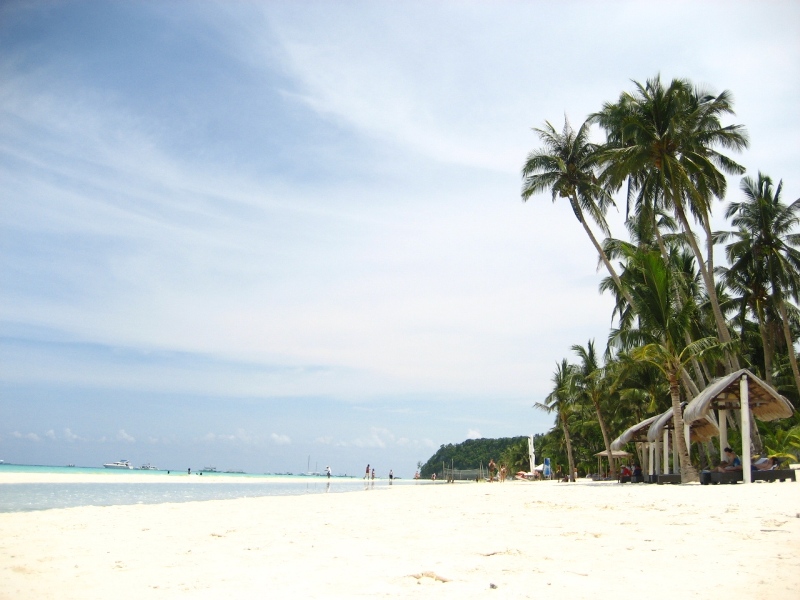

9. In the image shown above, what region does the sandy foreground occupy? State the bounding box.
[1,475,798,600]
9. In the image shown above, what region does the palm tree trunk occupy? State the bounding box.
[570,194,636,310]
[668,367,699,482]
[560,413,576,483]
[778,299,800,397]
[591,397,616,478]
[757,310,774,386]
[654,219,706,392]
[673,200,739,372]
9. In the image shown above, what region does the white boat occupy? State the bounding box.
[140,464,158,470]
[201,467,216,473]
[103,460,133,469]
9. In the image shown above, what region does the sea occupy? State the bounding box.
[0,464,413,513]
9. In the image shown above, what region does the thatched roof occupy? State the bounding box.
[683,369,795,424]
[610,415,659,451]
[646,406,719,443]
[594,449,631,458]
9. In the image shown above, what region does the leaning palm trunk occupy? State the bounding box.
[570,194,636,310]
[667,366,699,482]
[591,398,616,478]
[673,201,739,372]
[778,300,800,398]
[560,413,576,482]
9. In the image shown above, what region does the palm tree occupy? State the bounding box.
[721,173,800,396]
[535,359,578,482]
[521,118,633,308]
[610,250,723,482]
[571,340,617,477]
[591,75,749,372]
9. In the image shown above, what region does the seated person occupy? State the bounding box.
[714,447,742,472]
[619,465,632,479]
[633,465,643,478]
[752,456,779,471]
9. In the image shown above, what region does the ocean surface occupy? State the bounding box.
[0,464,413,513]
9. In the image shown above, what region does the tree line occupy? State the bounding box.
[522,74,800,482]
[419,435,544,478]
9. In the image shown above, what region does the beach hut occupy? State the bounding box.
[646,405,719,482]
[682,368,794,484]
[593,449,631,479]
[610,415,659,478]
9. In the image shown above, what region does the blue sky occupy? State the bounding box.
[1,1,799,476]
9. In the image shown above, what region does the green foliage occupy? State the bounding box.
[419,436,531,477]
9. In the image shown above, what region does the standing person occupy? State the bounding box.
[488,459,496,482]
[371,468,375,480]
[364,464,370,479]
[389,469,394,484]
[325,466,331,478]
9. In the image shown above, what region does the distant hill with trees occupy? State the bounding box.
[419,435,544,477]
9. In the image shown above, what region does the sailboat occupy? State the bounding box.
[302,455,322,476]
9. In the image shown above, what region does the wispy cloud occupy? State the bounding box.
[117,429,135,443]
[270,433,291,445]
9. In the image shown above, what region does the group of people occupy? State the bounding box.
[487,459,508,482]
[363,464,394,482]
[714,447,780,472]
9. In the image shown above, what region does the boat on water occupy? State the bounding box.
[201,467,217,473]
[139,464,158,470]
[103,460,133,469]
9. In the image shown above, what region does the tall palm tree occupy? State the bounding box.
[521,118,634,308]
[571,340,616,477]
[535,359,578,482]
[610,250,722,482]
[591,75,749,372]
[721,173,800,396]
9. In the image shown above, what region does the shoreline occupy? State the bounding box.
[1,477,798,599]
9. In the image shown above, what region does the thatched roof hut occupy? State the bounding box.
[610,415,659,451]
[646,406,719,443]
[683,368,794,424]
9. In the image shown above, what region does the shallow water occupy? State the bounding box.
[0,464,413,512]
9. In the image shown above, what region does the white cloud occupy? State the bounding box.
[63,428,81,442]
[117,429,135,443]
[45,429,56,440]
[11,431,40,442]
[270,433,291,445]
[466,429,481,440]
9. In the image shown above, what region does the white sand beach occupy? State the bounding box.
[1,475,798,599]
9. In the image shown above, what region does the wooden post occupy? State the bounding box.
[654,435,661,475]
[741,375,752,484]
[672,429,678,475]
[663,429,670,474]
[648,443,655,480]
[718,408,728,457]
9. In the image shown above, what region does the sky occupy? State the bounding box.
[1,1,799,477]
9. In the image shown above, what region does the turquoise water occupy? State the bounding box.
[0,464,411,512]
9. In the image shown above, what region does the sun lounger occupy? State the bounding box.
[700,469,796,484]
[656,474,681,485]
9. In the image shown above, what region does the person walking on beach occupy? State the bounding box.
[326,466,331,478]
[389,469,394,484]
[371,468,375,480]
[365,464,370,479]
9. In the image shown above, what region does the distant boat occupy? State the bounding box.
[66,464,75,468]
[139,464,158,470]
[201,467,217,473]
[103,460,133,469]
[224,469,245,474]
